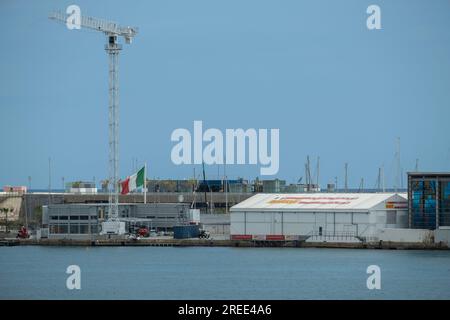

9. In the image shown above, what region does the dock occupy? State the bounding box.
[0,238,448,250]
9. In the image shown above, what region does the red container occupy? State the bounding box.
[266,235,285,241]
[231,235,252,240]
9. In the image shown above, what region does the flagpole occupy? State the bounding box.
[144,162,147,204]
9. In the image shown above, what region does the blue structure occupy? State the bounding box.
[408,173,450,229]
[173,225,200,239]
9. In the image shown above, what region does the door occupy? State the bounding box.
[315,212,327,236]
[272,212,283,235]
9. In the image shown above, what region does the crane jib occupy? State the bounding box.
[49,11,137,39]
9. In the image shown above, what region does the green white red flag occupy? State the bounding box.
[121,166,145,195]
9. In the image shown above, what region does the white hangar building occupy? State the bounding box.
[230,193,408,242]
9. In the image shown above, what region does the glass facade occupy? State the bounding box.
[49,223,97,234]
[48,214,98,235]
[409,173,450,229]
[44,203,189,237]
[440,180,450,226]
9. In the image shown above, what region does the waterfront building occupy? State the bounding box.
[42,203,198,239]
[408,172,450,229]
[65,181,97,194]
[230,193,408,242]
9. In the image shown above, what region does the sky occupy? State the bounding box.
[1,0,450,189]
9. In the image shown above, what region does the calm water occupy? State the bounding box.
[0,246,449,300]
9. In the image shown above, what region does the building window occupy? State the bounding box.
[411,180,436,229]
[439,181,450,227]
[58,224,69,234]
[49,224,57,234]
[79,224,89,234]
[70,224,79,234]
[90,225,98,234]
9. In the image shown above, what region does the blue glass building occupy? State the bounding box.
[408,173,450,229]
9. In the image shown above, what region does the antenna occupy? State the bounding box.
[307,156,312,192]
[202,162,208,214]
[395,137,401,192]
[358,178,364,193]
[305,163,309,192]
[401,167,404,190]
[344,162,348,193]
[316,156,320,190]
[224,162,228,214]
[377,167,381,191]
[48,157,52,205]
[415,158,419,172]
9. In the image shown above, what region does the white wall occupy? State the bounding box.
[377,228,433,243]
[231,210,370,237]
[435,228,450,245]
[231,208,409,239]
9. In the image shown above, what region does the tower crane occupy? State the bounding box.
[49,10,138,234]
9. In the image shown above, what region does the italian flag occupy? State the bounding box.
[121,166,145,195]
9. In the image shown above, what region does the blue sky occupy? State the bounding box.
[1,0,450,189]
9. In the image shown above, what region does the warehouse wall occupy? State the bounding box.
[231,209,408,239]
[231,211,369,236]
[377,228,433,243]
[435,228,450,245]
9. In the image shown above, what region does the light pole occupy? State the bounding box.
[62,177,65,203]
[5,208,9,234]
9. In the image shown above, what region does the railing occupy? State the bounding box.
[307,230,358,241]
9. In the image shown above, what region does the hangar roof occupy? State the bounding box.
[230,193,407,212]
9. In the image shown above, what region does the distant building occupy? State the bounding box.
[145,178,250,193]
[282,183,321,193]
[2,186,27,194]
[42,202,198,239]
[65,181,97,194]
[408,172,450,230]
[197,178,248,193]
[147,179,194,193]
[262,179,286,193]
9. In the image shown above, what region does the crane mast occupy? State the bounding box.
[107,34,121,221]
[49,10,137,229]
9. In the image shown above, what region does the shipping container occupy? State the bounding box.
[173,225,200,239]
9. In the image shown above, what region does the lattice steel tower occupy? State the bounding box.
[49,10,138,222]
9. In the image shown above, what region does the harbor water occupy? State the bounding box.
[0,246,449,300]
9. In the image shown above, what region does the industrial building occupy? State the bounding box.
[65,181,97,194]
[230,193,408,242]
[42,203,199,239]
[408,172,450,229]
